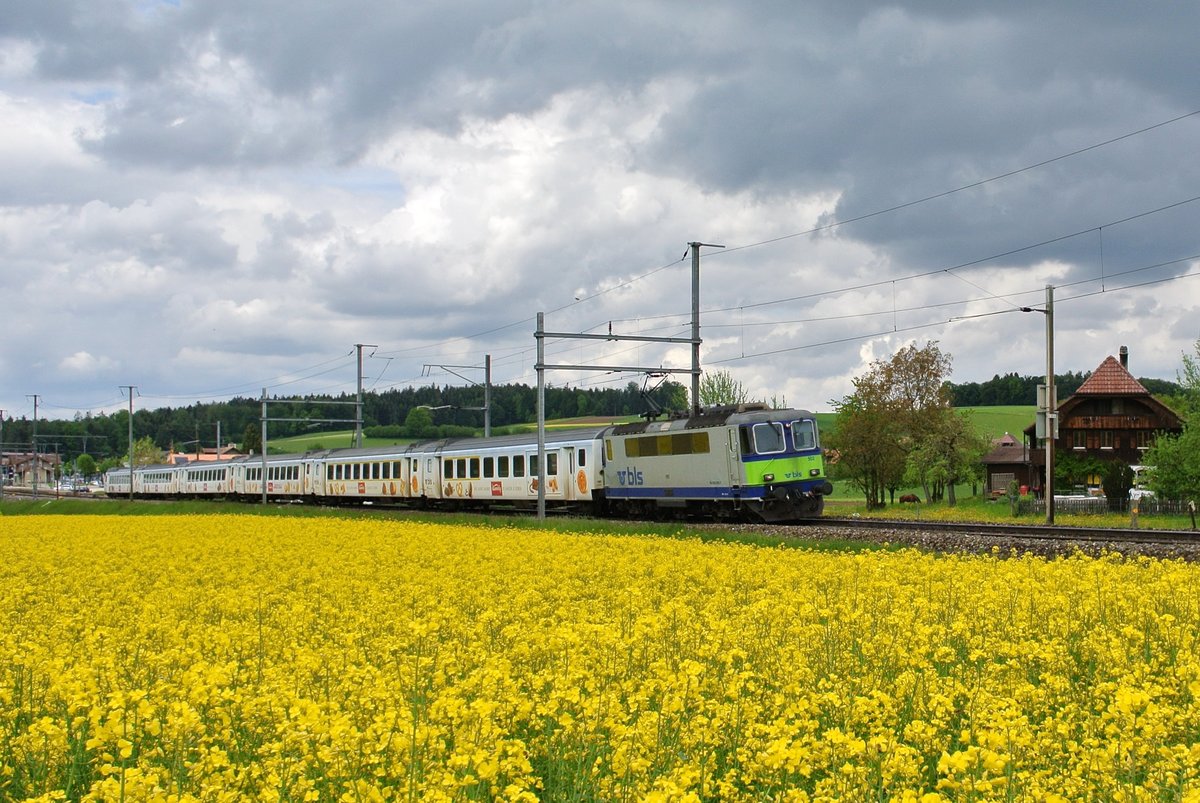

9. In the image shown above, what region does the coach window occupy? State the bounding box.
[546,453,558,475]
[443,460,453,479]
[469,457,480,479]
[579,449,586,467]
[483,457,494,478]
[752,423,786,455]
[513,455,525,478]
[498,455,510,478]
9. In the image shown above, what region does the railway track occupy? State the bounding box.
[817,516,1200,546]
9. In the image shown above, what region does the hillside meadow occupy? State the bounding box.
[3,514,1199,800]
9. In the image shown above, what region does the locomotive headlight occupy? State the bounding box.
[763,473,775,482]
[809,468,821,477]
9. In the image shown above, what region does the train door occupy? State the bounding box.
[563,446,577,500]
[424,457,439,498]
[726,426,743,489]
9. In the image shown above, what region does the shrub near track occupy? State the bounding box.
[2,516,1200,801]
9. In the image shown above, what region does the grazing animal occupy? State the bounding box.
[898,494,920,503]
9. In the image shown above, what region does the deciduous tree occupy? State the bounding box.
[699,369,750,407]
[1145,339,1200,500]
[833,342,962,508]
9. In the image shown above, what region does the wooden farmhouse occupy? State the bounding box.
[989,346,1184,496]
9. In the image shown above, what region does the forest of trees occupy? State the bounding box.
[0,381,690,465]
[945,372,1181,406]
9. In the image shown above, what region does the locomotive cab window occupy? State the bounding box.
[751,423,786,454]
[790,420,817,451]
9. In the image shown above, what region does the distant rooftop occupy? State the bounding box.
[1074,355,1149,396]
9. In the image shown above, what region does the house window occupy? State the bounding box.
[1137,431,1150,449]
[1100,431,1113,449]
[1073,431,1086,449]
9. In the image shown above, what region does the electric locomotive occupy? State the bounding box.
[601,404,832,521]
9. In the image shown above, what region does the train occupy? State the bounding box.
[104,404,833,522]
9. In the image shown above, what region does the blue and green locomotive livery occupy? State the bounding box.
[601,404,832,522]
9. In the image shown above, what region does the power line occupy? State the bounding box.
[708,261,1200,366]
[713,107,1200,259]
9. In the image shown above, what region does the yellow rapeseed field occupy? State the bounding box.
[2,514,1200,801]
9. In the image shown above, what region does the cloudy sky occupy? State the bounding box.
[3,1,1199,423]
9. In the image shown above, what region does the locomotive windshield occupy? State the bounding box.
[741,419,819,455]
[750,422,786,454]
[791,419,817,451]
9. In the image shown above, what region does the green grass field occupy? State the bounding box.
[963,405,1036,440]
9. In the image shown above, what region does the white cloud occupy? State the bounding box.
[59,351,116,374]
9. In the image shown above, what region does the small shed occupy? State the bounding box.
[982,433,1034,496]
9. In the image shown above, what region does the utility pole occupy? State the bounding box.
[355,344,377,448]
[1022,287,1056,525]
[1045,285,1055,525]
[0,409,5,503]
[688,242,723,414]
[27,395,39,499]
[536,314,546,519]
[484,354,491,437]
[261,388,269,505]
[420,355,493,436]
[120,385,136,501]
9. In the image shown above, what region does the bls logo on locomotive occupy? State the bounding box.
[616,467,645,486]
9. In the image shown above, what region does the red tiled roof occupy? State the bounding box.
[1074,355,1149,396]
